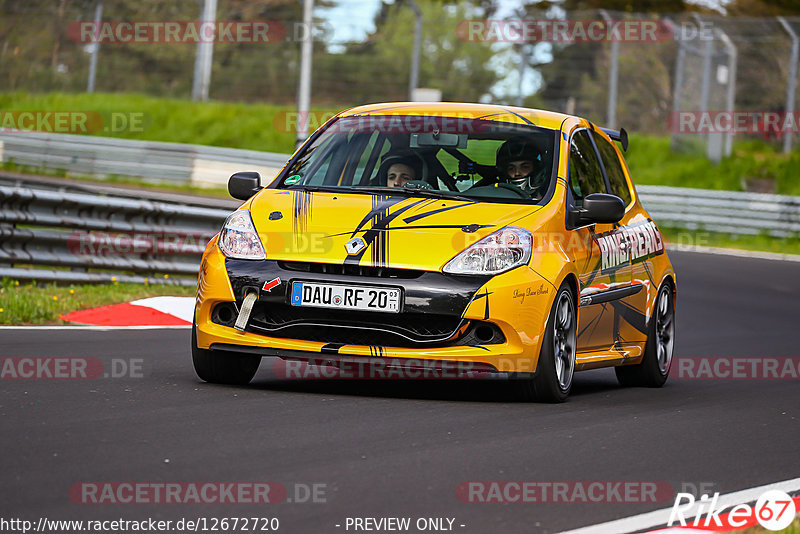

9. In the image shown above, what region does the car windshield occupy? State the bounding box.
[273,115,559,204]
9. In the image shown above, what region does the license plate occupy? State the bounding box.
[290,282,401,313]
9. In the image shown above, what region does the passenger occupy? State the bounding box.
[495,139,548,198]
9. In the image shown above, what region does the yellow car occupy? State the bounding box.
[192,103,676,402]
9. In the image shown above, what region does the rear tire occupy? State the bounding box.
[615,281,674,387]
[514,282,576,403]
[192,323,261,385]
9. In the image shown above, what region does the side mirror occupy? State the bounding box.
[569,193,625,227]
[228,171,261,200]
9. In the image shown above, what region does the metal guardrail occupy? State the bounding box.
[1,132,798,288]
[1,180,798,288]
[637,185,800,238]
[2,132,798,237]
[0,183,230,287]
[0,131,290,188]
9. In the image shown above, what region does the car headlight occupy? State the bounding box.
[218,209,266,260]
[443,227,532,275]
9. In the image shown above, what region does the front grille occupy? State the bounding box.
[278,261,423,279]
[251,303,461,344]
[212,302,504,348]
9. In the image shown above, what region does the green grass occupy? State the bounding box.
[2,91,800,195]
[661,227,800,256]
[626,134,800,195]
[0,91,339,154]
[0,278,195,325]
[2,91,800,258]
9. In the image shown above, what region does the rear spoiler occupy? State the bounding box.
[600,127,628,152]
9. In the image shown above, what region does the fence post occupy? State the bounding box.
[296,0,315,147]
[670,19,686,152]
[716,28,737,158]
[600,10,618,129]
[693,14,713,141]
[408,0,422,100]
[86,2,102,93]
[191,0,217,102]
[516,44,526,107]
[778,17,798,154]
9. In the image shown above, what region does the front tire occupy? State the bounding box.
[615,281,675,387]
[192,323,261,385]
[515,282,577,402]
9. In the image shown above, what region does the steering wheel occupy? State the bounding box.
[403,180,434,190]
[493,182,530,199]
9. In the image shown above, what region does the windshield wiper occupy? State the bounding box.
[350,186,474,202]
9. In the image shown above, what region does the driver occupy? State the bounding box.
[495,139,548,198]
[387,161,416,188]
[377,152,423,188]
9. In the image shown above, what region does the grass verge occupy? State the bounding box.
[0,278,195,325]
[626,135,800,196]
[1,163,233,199]
[3,91,800,195]
[661,227,800,257]
[0,91,337,154]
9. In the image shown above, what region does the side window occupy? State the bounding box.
[591,131,632,205]
[568,130,606,206]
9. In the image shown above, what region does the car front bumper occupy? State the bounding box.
[195,240,558,374]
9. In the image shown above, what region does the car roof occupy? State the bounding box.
[338,102,571,131]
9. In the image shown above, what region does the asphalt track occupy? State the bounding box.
[1,250,798,534]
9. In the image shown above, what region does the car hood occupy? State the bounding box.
[249,189,541,271]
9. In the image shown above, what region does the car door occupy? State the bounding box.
[591,130,652,345]
[566,128,633,352]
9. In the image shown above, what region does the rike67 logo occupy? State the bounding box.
[669,490,797,531]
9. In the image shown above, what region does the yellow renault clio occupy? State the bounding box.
[193,103,676,402]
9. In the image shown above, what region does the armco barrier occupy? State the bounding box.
[1,132,798,287]
[0,131,290,188]
[0,184,230,286]
[636,186,800,238]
